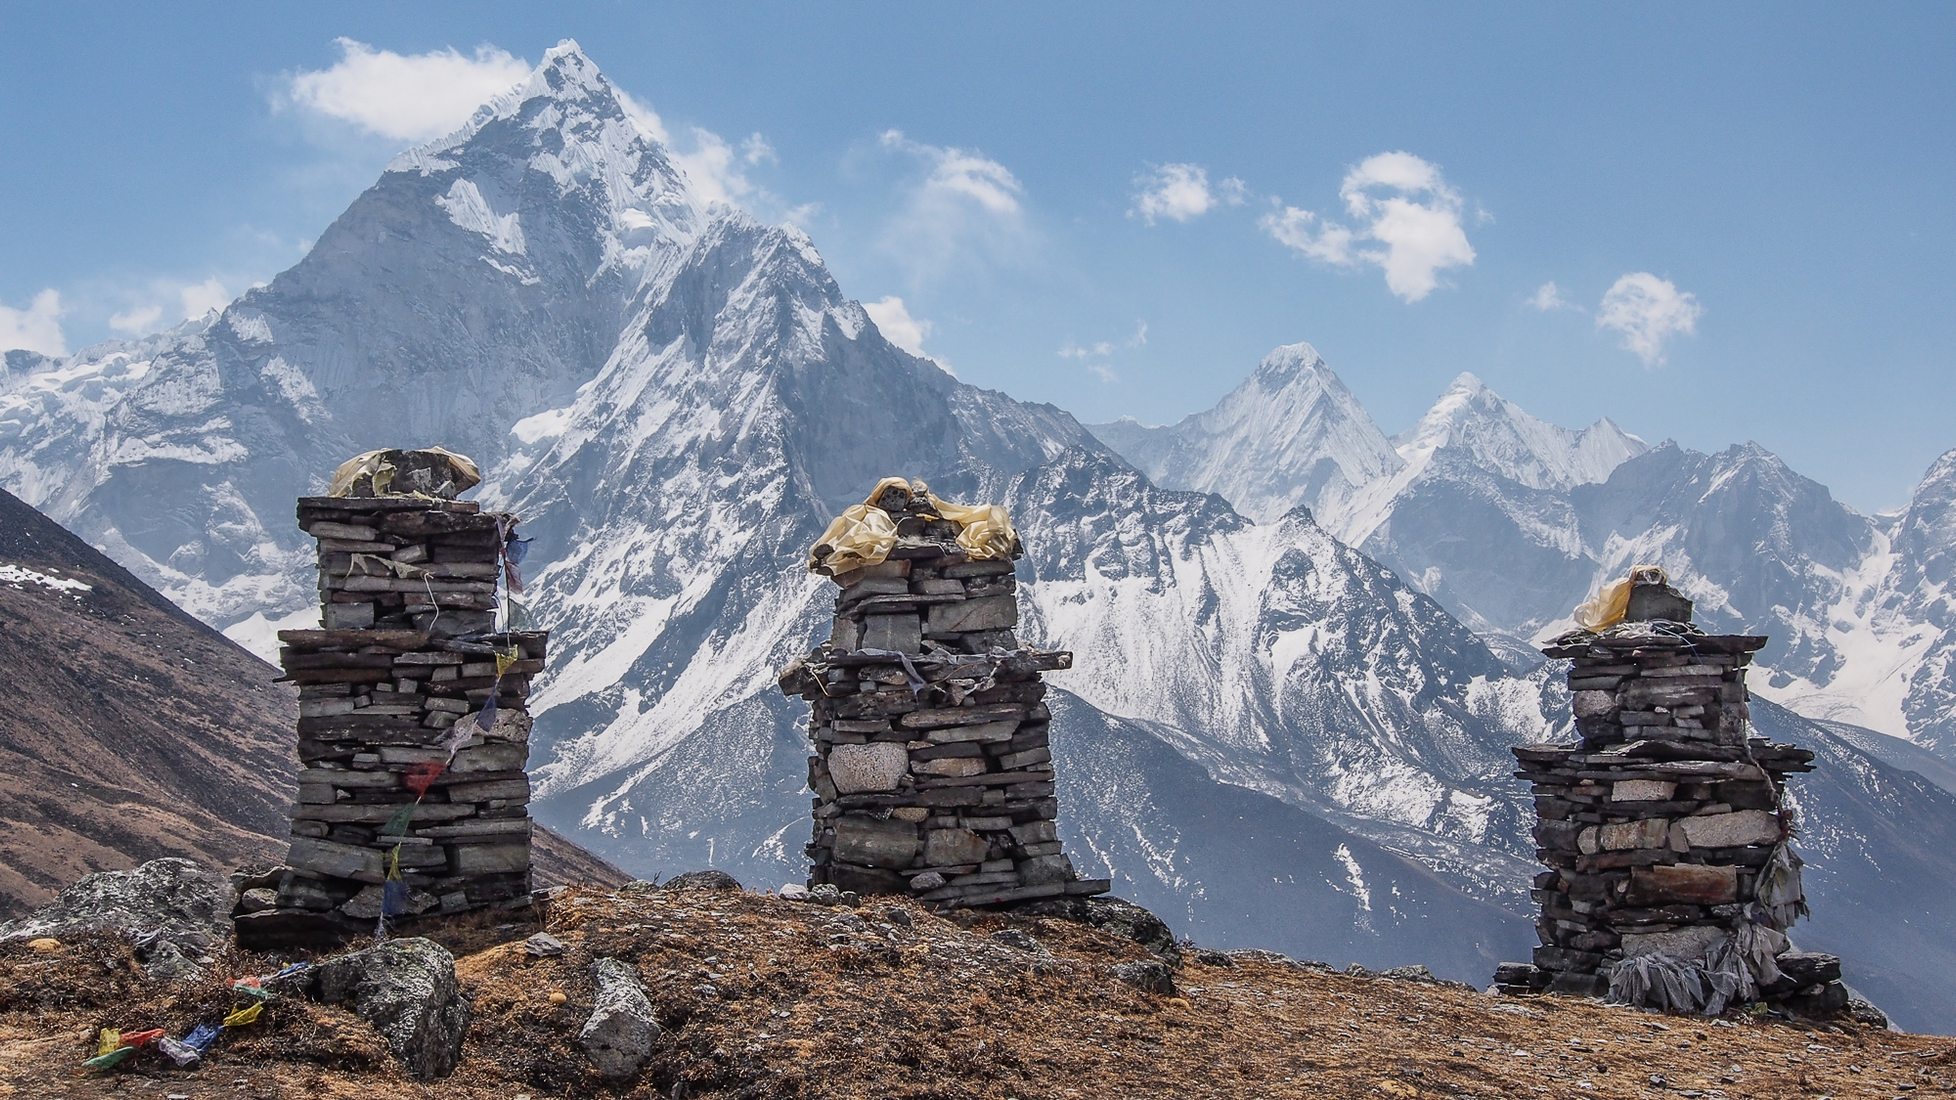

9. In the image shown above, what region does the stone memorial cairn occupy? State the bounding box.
[776,477,1111,906]
[235,448,546,948]
[1492,568,1853,1017]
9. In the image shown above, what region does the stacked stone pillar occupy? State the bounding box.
[236,450,545,948]
[777,480,1110,907]
[1493,571,1852,1017]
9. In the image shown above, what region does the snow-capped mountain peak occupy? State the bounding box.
[387,39,701,261]
[1394,371,1644,492]
[1088,342,1402,523]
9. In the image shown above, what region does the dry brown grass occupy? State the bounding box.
[2,885,1950,1099]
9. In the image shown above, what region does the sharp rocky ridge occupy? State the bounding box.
[5,41,1956,1027]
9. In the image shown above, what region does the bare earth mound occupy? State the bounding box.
[1,884,1949,1099]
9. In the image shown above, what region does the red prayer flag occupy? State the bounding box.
[404,760,446,797]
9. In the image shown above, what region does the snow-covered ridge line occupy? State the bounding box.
[1089,340,1955,760]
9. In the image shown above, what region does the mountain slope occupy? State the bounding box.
[0,486,288,914]
[0,41,701,648]
[0,486,622,917]
[475,203,1533,970]
[1852,448,1956,758]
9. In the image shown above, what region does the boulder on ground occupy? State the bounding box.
[0,858,231,981]
[310,937,470,1080]
[1113,959,1177,995]
[1020,895,1182,966]
[662,870,743,892]
[579,957,660,1079]
[0,857,231,946]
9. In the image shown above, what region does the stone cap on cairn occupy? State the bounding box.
[807,476,1021,578]
[1540,564,1766,661]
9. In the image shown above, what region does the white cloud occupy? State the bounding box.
[177,277,232,318]
[1058,320,1148,360]
[740,133,777,166]
[1129,163,1247,225]
[863,296,934,358]
[1261,207,1358,266]
[666,127,799,214]
[877,130,1030,280]
[108,304,165,336]
[1528,281,1579,312]
[0,289,66,356]
[277,38,530,142]
[1260,151,1477,302]
[611,87,671,145]
[671,128,757,208]
[1058,320,1146,384]
[107,276,237,337]
[1597,272,1703,366]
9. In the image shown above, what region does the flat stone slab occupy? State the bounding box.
[926,595,1016,634]
[828,742,910,794]
[1627,864,1740,905]
[1677,809,1781,849]
[831,816,921,869]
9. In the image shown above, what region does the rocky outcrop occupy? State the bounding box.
[0,858,231,981]
[309,937,471,1079]
[662,870,742,892]
[0,857,231,945]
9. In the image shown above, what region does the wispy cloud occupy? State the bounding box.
[275,38,530,142]
[1129,163,1247,225]
[1597,272,1703,366]
[0,289,66,356]
[863,295,937,360]
[107,304,164,336]
[876,129,1030,282]
[1528,281,1579,312]
[670,127,776,209]
[1260,151,1477,302]
[1058,320,1147,383]
[105,276,239,337]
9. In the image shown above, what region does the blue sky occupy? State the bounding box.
[3,4,1952,510]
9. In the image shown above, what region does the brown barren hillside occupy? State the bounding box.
[1,883,1950,1099]
[0,488,623,916]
